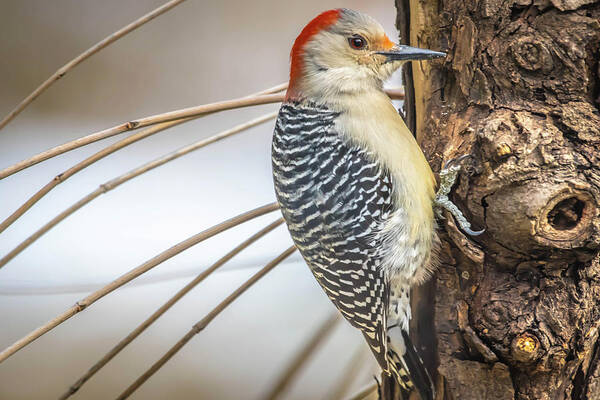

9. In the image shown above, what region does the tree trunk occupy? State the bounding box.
[391,0,600,399]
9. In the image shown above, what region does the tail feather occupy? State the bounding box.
[386,327,435,400]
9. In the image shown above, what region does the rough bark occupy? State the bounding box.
[392,0,600,399]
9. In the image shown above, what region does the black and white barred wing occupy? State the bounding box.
[272,103,395,370]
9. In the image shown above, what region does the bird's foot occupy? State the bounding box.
[434,155,484,236]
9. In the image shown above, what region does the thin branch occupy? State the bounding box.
[0,202,280,364]
[326,346,371,400]
[0,0,187,131]
[384,88,406,101]
[346,383,378,400]
[0,121,179,234]
[253,82,288,96]
[0,93,283,180]
[115,245,298,400]
[0,112,277,268]
[58,218,285,400]
[264,313,340,400]
[0,88,402,179]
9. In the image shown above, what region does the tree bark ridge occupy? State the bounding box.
[393,0,600,398]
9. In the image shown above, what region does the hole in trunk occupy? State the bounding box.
[547,197,585,230]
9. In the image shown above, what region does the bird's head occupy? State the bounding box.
[286,8,445,102]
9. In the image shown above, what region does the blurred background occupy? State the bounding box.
[0,1,402,398]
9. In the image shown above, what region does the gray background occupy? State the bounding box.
[0,1,401,398]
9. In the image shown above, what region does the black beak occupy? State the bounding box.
[377,45,446,62]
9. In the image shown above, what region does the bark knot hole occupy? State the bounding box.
[535,189,596,248]
[547,196,584,230]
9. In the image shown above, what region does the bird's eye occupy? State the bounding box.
[348,36,366,50]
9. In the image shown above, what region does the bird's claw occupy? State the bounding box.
[443,154,471,170]
[435,154,485,237]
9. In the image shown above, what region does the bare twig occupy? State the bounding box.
[264,313,340,400]
[58,218,285,399]
[0,88,402,179]
[0,202,280,364]
[0,93,283,180]
[0,112,277,267]
[346,382,378,400]
[0,0,187,131]
[115,245,297,400]
[326,346,371,400]
[385,88,405,100]
[253,82,288,96]
[0,121,180,234]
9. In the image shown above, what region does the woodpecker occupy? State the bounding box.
[272,9,454,400]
